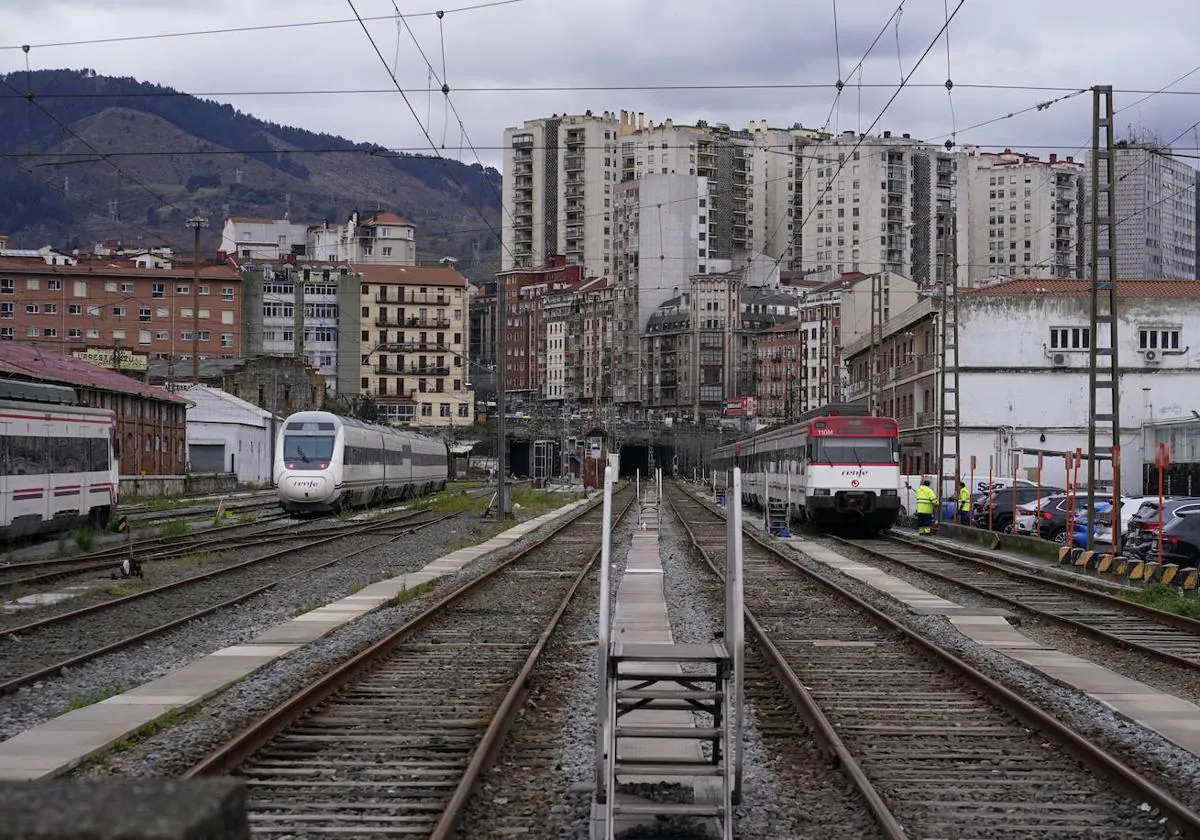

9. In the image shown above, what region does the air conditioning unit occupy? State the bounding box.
[1051,353,1067,366]
[1145,349,1161,363]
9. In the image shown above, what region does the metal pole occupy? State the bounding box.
[186,216,209,383]
[496,279,508,517]
[593,464,615,803]
[726,467,744,804]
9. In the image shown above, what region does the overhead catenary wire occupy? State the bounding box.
[0,0,527,51]
[343,0,513,266]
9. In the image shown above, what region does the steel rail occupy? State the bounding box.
[0,512,454,695]
[183,486,631,801]
[666,484,1200,839]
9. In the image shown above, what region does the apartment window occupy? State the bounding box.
[0,303,10,319]
[198,308,210,319]
[74,280,87,297]
[1139,328,1181,351]
[1049,326,1090,350]
[0,327,11,340]
[457,404,469,418]
[0,279,11,294]
[176,285,189,295]
[48,280,61,291]
[69,304,82,315]
[181,331,194,341]
[221,311,234,325]
[139,330,152,345]
[139,306,151,322]
[42,327,57,337]
[198,331,211,341]
[155,330,170,340]
[220,333,234,348]
[151,282,165,298]
[420,403,432,417]
[199,285,210,295]
[112,306,126,317]
[382,247,392,256]
[221,287,234,301]
[181,307,193,318]
[68,328,82,338]
[156,307,169,318]
[26,326,39,337]
[86,328,100,338]
[26,279,40,291]
[121,282,135,293]
[439,403,450,417]
[105,281,117,292]
[26,303,40,314]
[112,329,126,340]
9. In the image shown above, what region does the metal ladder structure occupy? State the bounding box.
[937,215,962,512]
[867,272,885,415]
[763,474,790,536]
[594,467,743,840]
[1086,85,1122,553]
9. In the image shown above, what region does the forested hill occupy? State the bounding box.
[0,69,502,279]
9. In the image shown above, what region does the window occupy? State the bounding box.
[121,282,134,293]
[139,330,152,345]
[458,404,469,418]
[69,304,82,315]
[112,329,126,340]
[26,279,40,291]
[139,306,151,322]
[181,331,194,341]
[43,327,57,337]
[105,281,117,292]
[220,333,234,348]
[222,286,234,301]
[87,328,100,339]
[0,303,10,318]
[440,403,450,417]
[198,308,210,319]
[199,285,210,295]
[420,403,432,417]
[25,303,39,314]
[0,279,11,294]
[74,280,87,297]
[112,305,127,317]
[152,282,165,299]
[48,279,61,291]
[87,305,100,317]
[68,328,82,338]
[26,326,38,337]
[1139,328,1181,351]
[181,307,193,318]
[44,303,57,314]
[1049,326,1090,350]
[155,330,170,341]
[198,331,211,341]
[176,285,189,295]
[156,307,169,318]
[382,247,392,256]
[222,310,234,325]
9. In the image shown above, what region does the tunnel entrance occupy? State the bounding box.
[617,443,676,479]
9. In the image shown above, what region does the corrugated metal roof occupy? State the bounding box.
[0,343,187,403]
[964,278,1200,297]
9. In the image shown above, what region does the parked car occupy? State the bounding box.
[1013,493,1092,543]
[1158,514,1200,567]
[1070,501,1113,549]
[1124,497,1200,555]
[972,486,1064,533]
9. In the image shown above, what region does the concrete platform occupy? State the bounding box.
[592,494,724,839]
[0,495,595,781]
[788,537,1200,758]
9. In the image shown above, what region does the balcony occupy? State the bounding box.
[916,411,938,427]
[564,155,584,171]
[375,315,405,327]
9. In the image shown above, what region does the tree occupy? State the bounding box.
[356,394,380,423]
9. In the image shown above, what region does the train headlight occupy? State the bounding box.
[813,488,831,496]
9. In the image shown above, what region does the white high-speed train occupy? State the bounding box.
[1,379,118,540]
[274,411,448,514]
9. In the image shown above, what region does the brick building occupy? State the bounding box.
[0,255,243,371]
[0,342,188,475]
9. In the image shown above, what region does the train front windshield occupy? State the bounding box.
[283,435,334,469]
[813,436,899,465]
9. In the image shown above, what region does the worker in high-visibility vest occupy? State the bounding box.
[958,480,972,526]
[915,477,937,535]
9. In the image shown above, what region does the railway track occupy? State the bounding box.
[665,484,1199,839]
[183,484,634,838]
[833,534,1200,671]
[0,510,455,695]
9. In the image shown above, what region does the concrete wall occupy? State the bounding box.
[120,472,238,500]
[188,421,274,485]
[638,174,706,330]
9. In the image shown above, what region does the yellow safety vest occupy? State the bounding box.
[915,485,936,514]
[958,486,971,512]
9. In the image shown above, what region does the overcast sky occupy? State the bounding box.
[2,0,1199,171]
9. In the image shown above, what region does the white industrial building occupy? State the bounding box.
[183,385,279,485]
[842,278,1200,494]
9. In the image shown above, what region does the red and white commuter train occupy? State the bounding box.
[711,403,902,533]
[0,379,118,540]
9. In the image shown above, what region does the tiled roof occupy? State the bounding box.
[964,278,1200,298]
[354,263,467,287]
[0,257,239,280]
[226,216,277,224]
[0,343,187,403]
[360,212,414,227]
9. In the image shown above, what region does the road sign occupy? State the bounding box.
[1154,442,1170,469]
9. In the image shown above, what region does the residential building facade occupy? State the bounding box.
[221,217,310,261]
[358,264,473,427]
[1088,140,1197,281]
[756,319,803,422]
[0,256,242,373]
[962,147,1084,284]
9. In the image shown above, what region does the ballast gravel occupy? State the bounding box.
[6,499,587,751]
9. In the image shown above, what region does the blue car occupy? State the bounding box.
[1070,502,1113,549]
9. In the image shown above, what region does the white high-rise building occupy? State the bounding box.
[1088,141,1197,280]
[960,147,1084,284]
[798,131,962,286]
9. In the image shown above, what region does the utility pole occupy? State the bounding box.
[1086,86,1121,552]
[186,216,209,384]
[937,215,961,506]
[495,279,508,518]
